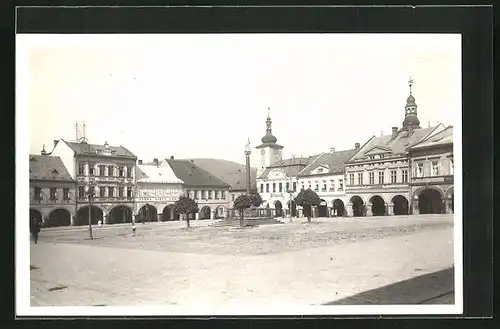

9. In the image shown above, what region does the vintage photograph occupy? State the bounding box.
[17,33,462,316]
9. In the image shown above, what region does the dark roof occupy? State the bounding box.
[29,155,74,181]
[184,158,257,191]
[299,149,358,177]
[255,142,284,149]
[410,126,453,150]
[257,156,317,179]
[348,125,444,162]
[63,140,137,159]
[165,159,231,188]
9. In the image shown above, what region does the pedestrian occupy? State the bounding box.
[98,219,102,228]
[132,222,136,236]
[30,219,41,244]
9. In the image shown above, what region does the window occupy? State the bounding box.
[221,191,226,199]
[293,182,297,192]
[416,163,424,177]
[260,184,264,193]
[108,165,114,177]
[391,170,397,183]
[215,191,220,199]
[34,187,42,200]
[308,184,312,189]
[339,179,344,191]
[208,191,213,199]
[431,161,440,176]
[272,183,276,193]
[286,182,289,192]
[378,171,384,184]
[127,187,133,198]
[266,184,269,193]
[278,183,282,192]
[78,163,85,175]
[315,184,319,191]
[349,173,354,185]
[322,183,327,192]
[194,190,199,199]
[100,187,106,197]
[232,194,235,201]
[78,186,85,198]
[301,184,305,191]
[126,166,132,178]
[357,173,363,185]
[369,172,375,184]
[402,169,408,183]
[89,164,95,176]
[119,166,124,177]
[63,188,70,200]
[119,187,124,197]
[99,165,106,176]
[330,180,335,191]
[108,187,114,198]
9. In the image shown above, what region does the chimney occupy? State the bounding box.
[329,147,335,153]
[40,144,47,155]
[392,127,398,138]
[355,143,360,149]
[153,158,159,166]
[53,140,59,149]
[138,159,143,165]
[170,156,174,160]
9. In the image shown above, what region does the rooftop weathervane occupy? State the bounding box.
[408,76,414,95]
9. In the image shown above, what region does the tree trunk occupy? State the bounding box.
[240,210,243,227]
[186,213,190,228]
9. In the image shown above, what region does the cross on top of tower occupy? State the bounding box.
[408,76,414,95]
[267,107,270,119]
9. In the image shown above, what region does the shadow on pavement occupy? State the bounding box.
[323,267,454,305]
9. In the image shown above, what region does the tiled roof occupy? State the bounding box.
[165,159,231,188]
[348,125,444,162]
[298,149,358,177]
[410,126,453,150]
[184,158,257,191]
[257,156,317,179]
[62,140,137,158]
[136,163,184,184]
[29,155,74,181]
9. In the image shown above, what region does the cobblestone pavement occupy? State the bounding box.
[29,215,455,308]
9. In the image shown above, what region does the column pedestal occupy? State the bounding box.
[103,214,108,225]
[157,213,162,222]
[387,203,394,216]
[71,215,77,226]
[195,213,199,220]
[366,204,373,217]
[210,210,214,220]
[412,200,419,215]
[346,204,353,217]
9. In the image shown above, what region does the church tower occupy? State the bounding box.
[402,77,421,133]
[255,108,284,178]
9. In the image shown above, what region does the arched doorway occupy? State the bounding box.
[30,209,43,226]
[350,196,364,217]
[215,206,225,219]
[109,205,133,224]
[274,201,283,217]
[138,204,157,222]
[200,206,211,220]
[162,206,172,221]
[47,208,71,227]
[288,200,297,217]
[317,199,328,217]
[332,199,345,217]
[418,189,444,214]
[392,195,409,215]
[77,206,102,226]
[370,195,386,216]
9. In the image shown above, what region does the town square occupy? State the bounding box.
[19,33,460,314]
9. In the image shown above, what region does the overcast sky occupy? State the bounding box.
[18,34,460,165]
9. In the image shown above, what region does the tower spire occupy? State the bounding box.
[408,76,414,95]
[402,76,420,131]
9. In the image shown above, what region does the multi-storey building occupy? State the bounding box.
[344,82,446,217]
[135,158,185,222]
[29,151,77,227]
[408,126,454,214]
[166,157,231,219]
[49,139,137,225]
[296,147,358,217]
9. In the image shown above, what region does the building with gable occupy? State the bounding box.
[296,146,359,218]
[344,80,447,217]
[135,158,185,222]
[49,138,137,225]
[29,151,77,227]
[166,157,231,220]
[408,126,454,214]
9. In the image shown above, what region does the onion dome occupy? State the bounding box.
[261,109,278,144]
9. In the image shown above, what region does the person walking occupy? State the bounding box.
[30,219,41,244]
[132,221,136,236]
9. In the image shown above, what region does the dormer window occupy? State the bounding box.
[51,169,59,176]
[317,168,323,173]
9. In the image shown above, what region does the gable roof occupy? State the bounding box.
[62,139,137,159]
[410,125,453,150]
[136,163,184,184]
[348,125,445,162]
[184,158,257,191]
[165,159,231,188]
[299,149,358,177]
[257,156,317,180]
[29,155,74,181]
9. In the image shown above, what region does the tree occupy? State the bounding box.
[249,191,263,208]
[294,188,321,222]
[173,196,199,228]
[233,194,252,227]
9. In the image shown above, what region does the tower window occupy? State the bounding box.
[260,184,264,193]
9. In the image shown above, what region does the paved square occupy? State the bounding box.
[29,215,454,307]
